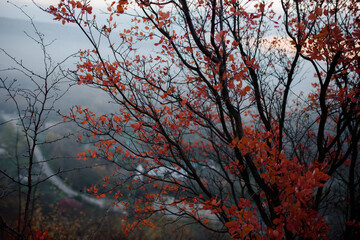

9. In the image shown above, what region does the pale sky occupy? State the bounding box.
[0,0,108,22]
[0,0,52,22]
[0,0,312,96]
[1,0,284,22]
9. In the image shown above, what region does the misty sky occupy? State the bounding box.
[0,0,111,22]
[0,0,56,22]
[0,1,161,116]
[0,0,314,115]
[0,2,114,114]
[0,0,145,68]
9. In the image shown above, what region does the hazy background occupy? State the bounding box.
[0,0,159,114]
[0,1,116,114]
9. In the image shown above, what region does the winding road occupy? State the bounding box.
[1,113,125,213]
[2,113,218,222]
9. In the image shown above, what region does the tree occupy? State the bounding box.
[47,0,359,239]
[0,5,75,239]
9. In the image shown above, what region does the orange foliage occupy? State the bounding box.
[49,0,359,239]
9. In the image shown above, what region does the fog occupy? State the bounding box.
[0,0,161,114]
[0,16,120,115]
